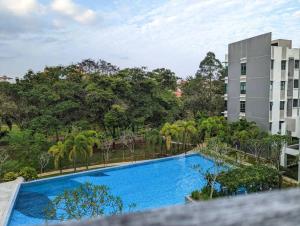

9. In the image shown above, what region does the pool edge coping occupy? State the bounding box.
[23,152,200,185]
[2,177,24,226]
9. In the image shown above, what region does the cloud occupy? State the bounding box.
[51,0,96,24]
[293,10,300,18]
[1,0,300,79]
[0,0,42,16]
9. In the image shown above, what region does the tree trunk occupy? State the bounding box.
[55,129,59,142]
[86,156,89,170]
[59,159,62,174]
[112,127,116,149]
[73,157,76,172]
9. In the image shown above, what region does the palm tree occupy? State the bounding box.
[145,129,163,156]
[48,141,65,174]
[175,120,197,152]
[80,130,100,169]
[160,123,179,155]
[64,133,86,172]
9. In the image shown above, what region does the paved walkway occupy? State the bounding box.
[0,177,24,226]
[39,161,133,178]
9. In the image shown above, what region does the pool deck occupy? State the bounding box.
[0,177,24,226]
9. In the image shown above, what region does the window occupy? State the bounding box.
[294,79,299,88]
[295,60,299,69]
[293,99,299,107]
[270,81,273,91]
[280,101,285,110]
[241,63,246,75]
[269,122,272,132]
[240,101,246,113]
[279,121,284,133]
[270,102,273,111]
[224,100,227,111]
[280,81,285,90]
[240,82,246,94]
[271,60,274,69]
[225,84,227,93]
[281,60,286,70]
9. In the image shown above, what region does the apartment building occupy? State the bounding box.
[224,33,300,179]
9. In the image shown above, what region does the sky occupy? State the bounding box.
[1,0,300,79]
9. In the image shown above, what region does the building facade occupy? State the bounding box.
[224,33,300,180]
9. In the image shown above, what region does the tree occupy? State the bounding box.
[144,129,163,156]
[80,130,101,168]
[101,137,113,164]
[160,123,180,153]
[247,138,268,163]
[38,152,50,174]
[175,120,197,152]
[199,116,228,141]
[48,141,65,174]
[182,52,225,117]
[120,130,137,162]
[65,133,88,172]
[266,134,288,170]
[104,104,127,146]
[45,182,123,222]
[197,137,228,199]
[0,149,9,177]
[150,68,178,90]
[2,130,50,170]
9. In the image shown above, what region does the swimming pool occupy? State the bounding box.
[8,154,217,226]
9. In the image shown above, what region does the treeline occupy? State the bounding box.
[0,52,226,179]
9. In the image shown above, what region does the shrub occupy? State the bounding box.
[191,187,219,201]
[191,190,201,200]
[217,165,280,195]
[19,167,38,181]
[3,172,18,181]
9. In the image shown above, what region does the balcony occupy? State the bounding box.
[59,188,300,226]
[286,116,300,138]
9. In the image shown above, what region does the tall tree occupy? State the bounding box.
[48,141,65,174]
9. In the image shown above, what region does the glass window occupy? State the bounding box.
[294,79,299,88]
[280,101,285,110]
[280,81,285,90]
[270,102,273,111]
[224,84,227,93]
[269,122,272,131]
[240,101,246,113]
[224,100,227,111]
[295,60,299,69]
[240,82,246,94]
[271,60,274,69]
[270,81,273,90]
[281,60,286,70]
[293,99,299,107]
[279,121,284,133]
[241,63,246,75]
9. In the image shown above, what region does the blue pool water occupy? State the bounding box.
[8,154,217,226]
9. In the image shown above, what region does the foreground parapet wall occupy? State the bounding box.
[54,188,300,226]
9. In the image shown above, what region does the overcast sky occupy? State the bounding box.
[1,0,300,79]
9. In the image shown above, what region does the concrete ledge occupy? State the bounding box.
[0,177,24,226]
[53,188,300,226]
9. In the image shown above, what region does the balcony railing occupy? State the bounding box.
[54,188,300,226]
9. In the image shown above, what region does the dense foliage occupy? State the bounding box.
[0,53,226,180]
[217,165,280,195]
